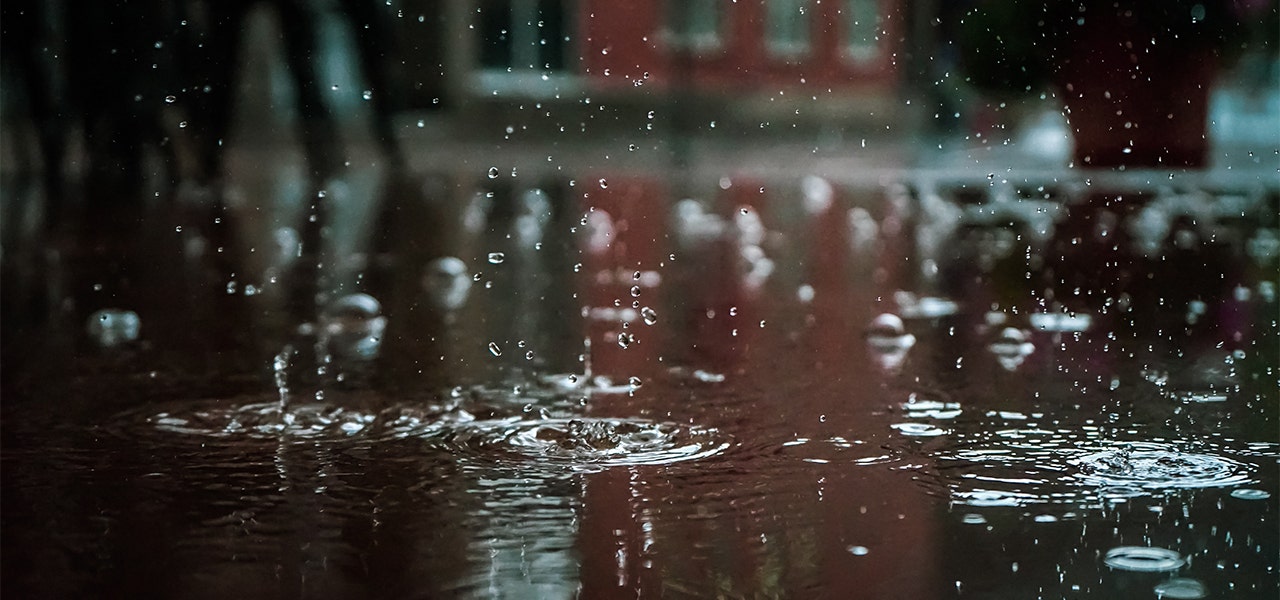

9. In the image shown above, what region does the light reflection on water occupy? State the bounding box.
[3,174,1277,599]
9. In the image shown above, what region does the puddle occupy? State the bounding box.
[432,417,731,470]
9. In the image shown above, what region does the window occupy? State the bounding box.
[766,0,810,56]
[478,0,570,72]
[845,0,881,63]
[666,0,722,50]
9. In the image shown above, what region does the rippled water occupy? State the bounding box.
[4,176,1277,599]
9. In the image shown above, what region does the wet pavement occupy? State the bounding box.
[2,146,1278,597]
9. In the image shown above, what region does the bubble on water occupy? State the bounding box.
[487,166,500,179]
[488,342,503,357]
[641,306,658,325]
[1103,546,1184,572]
[1230,488,1271,500]
[422,256,472,312]
[488,252,506,264]
[320,294,387,361]
[433,417,730,470]
[1153,578,1208,599]
[988,327,1035,371]
[86,308,141,347]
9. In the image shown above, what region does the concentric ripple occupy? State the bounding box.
[110,396,461,445]
[1069,442,1254,490]
[932,423,1263,510]
[433,417,730,469]
[1103,546,1185,572]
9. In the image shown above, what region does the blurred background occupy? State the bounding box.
[1,2,1278,598]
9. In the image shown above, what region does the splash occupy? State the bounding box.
[434,417,730,470]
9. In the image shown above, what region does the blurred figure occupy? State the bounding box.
[180,0,406,187]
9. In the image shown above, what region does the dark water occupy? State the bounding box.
[2,171,1277,599]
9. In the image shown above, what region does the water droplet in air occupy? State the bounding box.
[598,178,608,189]
[487,167,499,179]
[848,546,870,556]
[630,285,641,297]
[629,376,642,388]
[617,332,635,348]
[641,307,658,325]
[487,252,506,264]
[488,342,503,357]
[86,309,141,347]
[421,256,472,312]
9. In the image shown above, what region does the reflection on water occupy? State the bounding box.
[3,171,1277,598]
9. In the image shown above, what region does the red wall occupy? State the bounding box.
[580,0,901,92]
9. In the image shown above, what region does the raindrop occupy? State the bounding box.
[641,307,658,325]
[617,332,636,348]
[630,285,641,297]
[86,309,141,347]
[488,342,503,357]
[164,95,176,104]
[629,376,642,388]
[421,256,472,312]
[598,178,608,189]
[362,90,373,100]
[487,167,500,179]
[320,294,387,361]
[488,252,506,264]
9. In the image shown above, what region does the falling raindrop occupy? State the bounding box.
[641,307,658,325]
[86,309,141,347]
